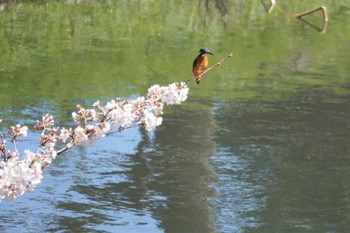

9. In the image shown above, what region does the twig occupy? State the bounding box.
[267,0,276,14]
[186,52,233,85]
[56,126,127,156]
[261,0,286,14]
[294,6,328,22]
[294,6,328,33]
[56,143,73,155]
[261,0,276,13]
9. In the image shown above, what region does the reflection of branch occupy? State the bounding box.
[294,6,328,33]
[215,0,229,29]
[186,53,233,85]
[199,0,229,30]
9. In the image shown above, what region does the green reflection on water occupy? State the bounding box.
[1,0,349,110]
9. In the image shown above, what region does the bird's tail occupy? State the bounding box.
[196,77,201,84]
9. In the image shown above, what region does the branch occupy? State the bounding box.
[294,6,328,33]
[186,52,233,85]
[0,50,233,202]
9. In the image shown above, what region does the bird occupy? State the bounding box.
[192,48,213,84]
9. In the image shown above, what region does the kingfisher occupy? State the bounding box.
[192,48,213,84]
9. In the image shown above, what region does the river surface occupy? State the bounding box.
[1,1,350,232]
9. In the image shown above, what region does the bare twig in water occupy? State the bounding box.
[294,5,328,33]
[261,0,277,14]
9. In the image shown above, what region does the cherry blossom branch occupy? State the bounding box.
[0,52,231,202]
[0,81,189,201]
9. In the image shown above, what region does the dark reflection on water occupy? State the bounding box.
[143,109,217,233]
[211,98,350,232]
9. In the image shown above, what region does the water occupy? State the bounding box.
[212,101,350,232]
[1,1,350,232]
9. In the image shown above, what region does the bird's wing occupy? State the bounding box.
[192,57,198,71]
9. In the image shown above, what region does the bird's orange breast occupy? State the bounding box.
[193,55,208,77]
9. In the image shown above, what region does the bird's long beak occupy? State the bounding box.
[205,51,213,55]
